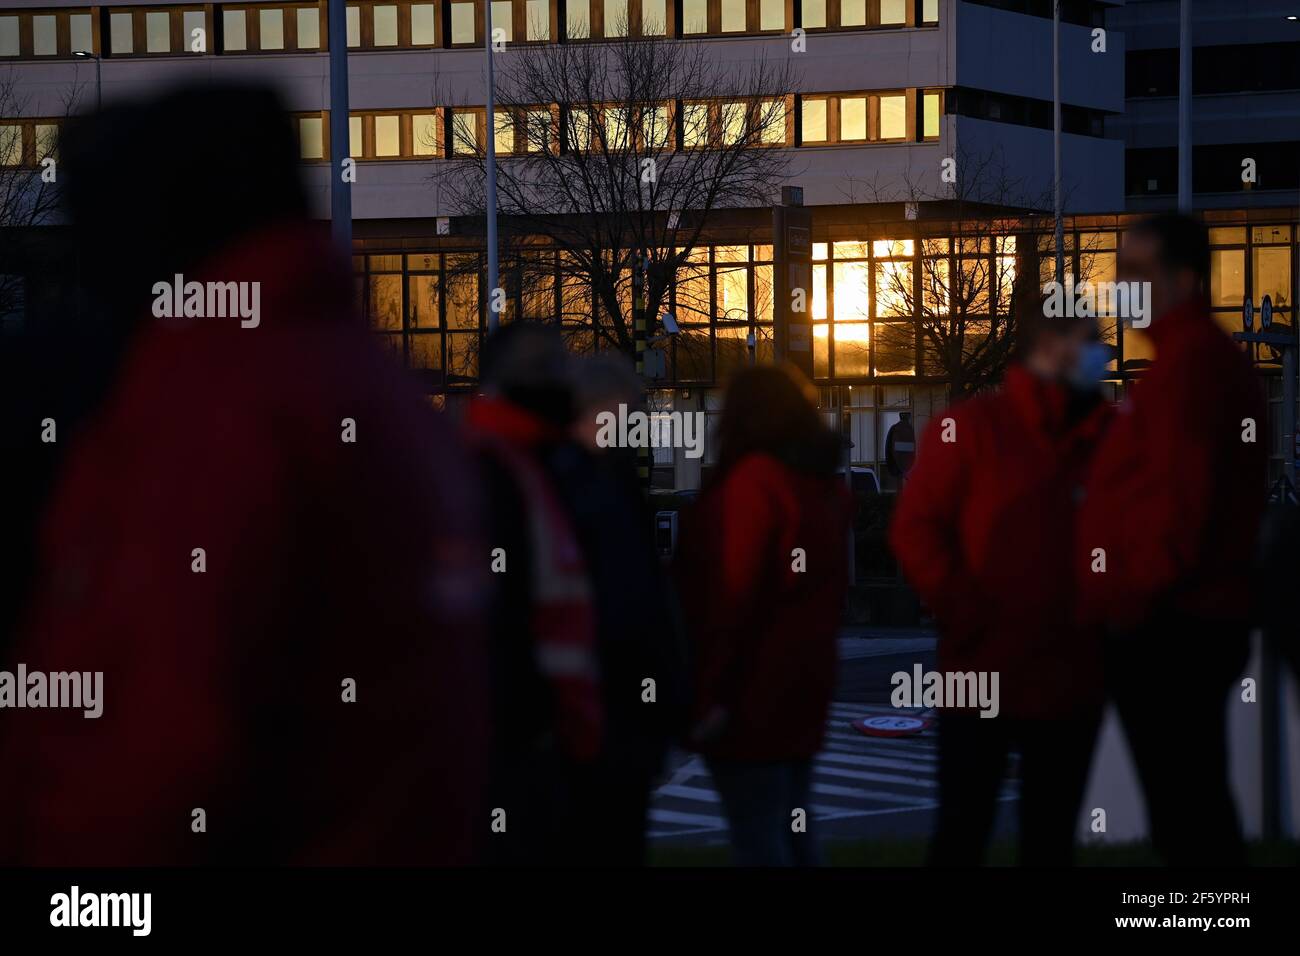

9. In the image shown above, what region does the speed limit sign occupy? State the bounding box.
[852,715,932,738]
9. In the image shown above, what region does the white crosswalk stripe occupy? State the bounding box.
[647,700,1018,840]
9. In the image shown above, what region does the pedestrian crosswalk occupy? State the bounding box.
[646,700,1017,840]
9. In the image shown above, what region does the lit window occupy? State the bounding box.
[760,101,785,144]
[760,0,783,30]
[260,9,285,50]
[568,109,592,151]
[0,125,21,165]
[412,113,439,154]
[643,105,670,149]
[682,103,709,147]
[923,92,940,139]
[526,109,550,151]
[568,0,590,38]
[641,0,666,35]
[145,11,171,52]
[349,115,362,155]
[453,113,477,154]
[525,0,549,39]
[840,0,865,27]
[606,107,630,147]
[375,115,400,156]
[297,8,321,48]
[880,0,907,26]
[223,11,247,51]
[801,99,826,142]
[923,0,939,23]
[840,97,867,140]
[720,102,745,144]
[346,5,361,46]
[494,111,514,153]
[111,12,135,54]
[35,124,58,160]
[451,2,475,42]
[299,116,324,159]
[682,0,707,34]
[721,0,745,31]
[802,0,826,29]
[605,0,628,37]
[33,15,58,56]
[0,18,18,58]
[70,14,93,54]
[411,4,436,44]
[373,5,398,45]
[879,94,906,139]
[491,1,512,41]
[183,11,206,52]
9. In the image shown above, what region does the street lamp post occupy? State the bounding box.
[73,50,100,111]
[327,0,353,253]
[1177,0,1192,211]
[484,1,500,332]
[1052,0,1063,284]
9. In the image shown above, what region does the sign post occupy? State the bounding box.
[773,185,813,378]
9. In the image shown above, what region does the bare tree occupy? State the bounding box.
[846,143,1106,401]
[430,27,797,355]
[0,69,75,325]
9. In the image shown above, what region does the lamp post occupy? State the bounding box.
[72,50,100,111]
[1177,0,1192,211]
[327,0,352,253]
[1052,0,1063,284]
[484,1,500,332]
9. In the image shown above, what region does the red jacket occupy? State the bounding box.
[677,453,851,761]
[1077,297,1267,632]
[890,366,1112,720]
[0,222,491,865]
[465,397,603,761]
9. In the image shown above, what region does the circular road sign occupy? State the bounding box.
[852,715,932,738]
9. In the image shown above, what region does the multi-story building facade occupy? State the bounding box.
[8,1,1295,487]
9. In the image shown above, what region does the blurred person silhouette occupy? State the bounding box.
[1077,213,1266,867]
[891,295,1113,866]
[555,352,690,865]
[0,84,491,865]
[675,364,850,867]
[465,322,603,865]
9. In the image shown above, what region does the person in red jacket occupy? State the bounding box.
[0,86,491,865]
[1077,213,1266,867]
[676,365,851,867]
[890,301,1112,866]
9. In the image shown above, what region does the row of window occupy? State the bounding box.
[0,87,941,168]
[354,224,1296,388]
[0,0,939,58]
[296,90,943,160]
[0,120,60,167]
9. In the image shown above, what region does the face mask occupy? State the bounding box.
[1067,342,1112,391]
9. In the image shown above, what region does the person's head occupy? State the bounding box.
[715,364,839,479]
[568,351,643,453]
[60,83,308,326]
[1118,212,1210,320]
[479,322,575,427]
[1016,293,1104,389]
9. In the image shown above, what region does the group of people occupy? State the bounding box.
[893,212,1267,866]
[0,83,854,867]
[0,83,1276,868]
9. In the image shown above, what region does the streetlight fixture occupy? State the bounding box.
[72,50,100,111]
